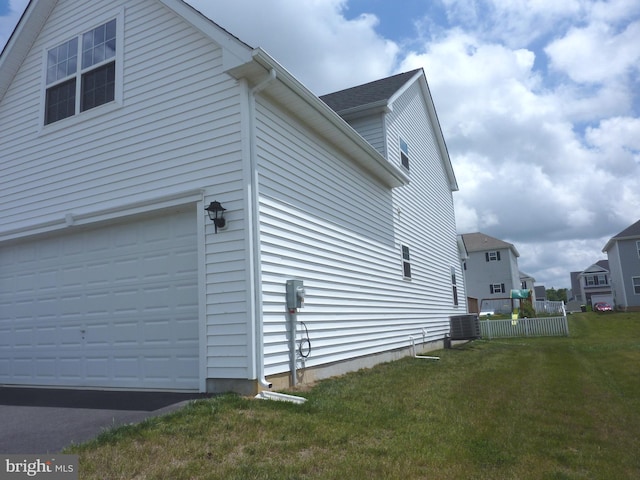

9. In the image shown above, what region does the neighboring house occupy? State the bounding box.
[0,0,463,394]
[569,271,582,302]
[519,271,536,301]
[577,260,612,308]
[603,219,640,311]
[459,232,521,312]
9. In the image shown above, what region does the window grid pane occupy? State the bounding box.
[82,19,116,69]
[81,62,115,112]
[46,38,78,84]
[400,138,409,169]
[45,78,76,124]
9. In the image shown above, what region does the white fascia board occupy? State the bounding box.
[333,100,392,121]
[603,235,639,253]
[244,49,410,189]
[392,70,459,192]
[159,0,253,70]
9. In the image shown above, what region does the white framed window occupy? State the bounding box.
[400,138,409,170]
[633,277,640,295]
[402,245,412,279]
[490,283,505,294]
[43,15,122,125]
[585,274,607,286]
[485,251,501,262]
[636,240,640,259]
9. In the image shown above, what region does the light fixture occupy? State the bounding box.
[205,201,227,233]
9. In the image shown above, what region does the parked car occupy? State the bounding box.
[593,302,612,312]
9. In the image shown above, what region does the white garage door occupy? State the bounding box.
[0,207,199,391]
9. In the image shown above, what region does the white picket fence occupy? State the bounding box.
[480,316,569,339]
[534,300,566,315]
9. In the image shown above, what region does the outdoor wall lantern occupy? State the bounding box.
[205,201,227,233]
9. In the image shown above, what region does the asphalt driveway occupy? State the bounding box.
[0,387,209,453]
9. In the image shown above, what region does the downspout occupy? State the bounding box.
[248,68,277,390]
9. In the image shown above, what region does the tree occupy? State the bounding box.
[546,288,567,303]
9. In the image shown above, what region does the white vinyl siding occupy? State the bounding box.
[346,114,386,156]
[255,78,462,377]
[0,0,244,230]
[386,81,464,331]
[0,0,251,384]
[254,97,405,374]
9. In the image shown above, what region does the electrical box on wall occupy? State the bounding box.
[286,279,305,312]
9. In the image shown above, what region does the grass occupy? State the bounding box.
[68,312,640,479]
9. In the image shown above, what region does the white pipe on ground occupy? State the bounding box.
[409,336,440,360]
[255,391,307,404]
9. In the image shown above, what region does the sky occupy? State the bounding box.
[1,0,639,291]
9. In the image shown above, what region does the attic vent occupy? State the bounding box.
[449,314,481,340]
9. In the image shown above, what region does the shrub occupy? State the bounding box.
[520,301,536,318]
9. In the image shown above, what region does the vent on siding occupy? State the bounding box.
[449,314,481,340]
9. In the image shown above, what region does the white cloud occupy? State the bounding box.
[545,20,640,84]
[187,0,399,94]
[439,0,584,46]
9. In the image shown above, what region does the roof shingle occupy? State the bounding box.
[319,69,422,113]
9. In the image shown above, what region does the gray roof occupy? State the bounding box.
[320,69,422,113]
[579,260,609,275]
[602,218,640,252]
[519,271,535,280]
[611,218,640,239]
[460,232,520,257]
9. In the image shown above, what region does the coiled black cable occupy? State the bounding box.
[298,321,311,359]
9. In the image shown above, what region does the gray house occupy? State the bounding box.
[459,232,521,313]
[603,219,640,311]
[577,260,612,308]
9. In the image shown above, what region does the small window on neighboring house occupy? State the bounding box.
[585,274,607,286]
[490,283,505,294]
[633,277,640,295]
[45,19,117,125]
[636,241,640,259]
[485,251,501,262]
[400,138,409,170]
[402,245,412,279]
[451,266,459,306]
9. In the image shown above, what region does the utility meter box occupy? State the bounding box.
[286,279,305,311]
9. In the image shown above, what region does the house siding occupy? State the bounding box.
[464,248,519,305]
[255,78,462,378]
[0,0,253,383]
[1,0,243,225]
[346,114,386,157]
[254,97,398,375]
[615,241,640,307]
[385,82,464,323]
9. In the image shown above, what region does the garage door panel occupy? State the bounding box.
[0,208,199,391]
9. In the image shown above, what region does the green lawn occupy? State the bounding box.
[69,312,640,479]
